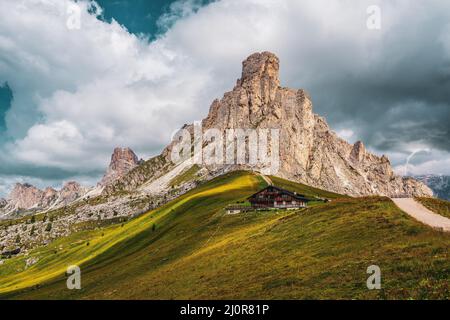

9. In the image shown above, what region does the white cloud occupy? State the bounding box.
[336,129,355,140]
[0,0,214,174]
[394,149,450,176]
[0,0,449,196]
[395,158,450,176]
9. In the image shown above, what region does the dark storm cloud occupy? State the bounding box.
[0,162,103,182]
[280,3,450,156]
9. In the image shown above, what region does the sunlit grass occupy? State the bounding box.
[1,172,448,300]
[0,171,264,295]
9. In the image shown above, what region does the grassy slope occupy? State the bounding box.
[1,172,449,299]
[0,171,265,297]
[416,197,450,219]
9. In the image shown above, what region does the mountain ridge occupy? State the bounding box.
[415,175,450,200]
[0,147,142,218]
[158,51,433,197]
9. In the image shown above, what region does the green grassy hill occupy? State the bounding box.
[0,171,449,299]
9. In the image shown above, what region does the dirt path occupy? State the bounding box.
[391,198,450,232]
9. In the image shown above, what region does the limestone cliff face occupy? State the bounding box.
[180,52,432,197]
[99,147,140,187]
[8,183,44,210]
[41,187,58,208]
[56,182,86,206]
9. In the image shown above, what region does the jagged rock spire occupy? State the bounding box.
[193,52,432,197]
[99,147,140,187]
[240,51,280,86]
[237,52,280,105]
[350,141,366,163]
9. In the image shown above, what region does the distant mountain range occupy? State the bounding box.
[414,175,450,200]
[0,148,142,218]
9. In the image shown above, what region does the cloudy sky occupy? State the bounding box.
[0,0,449,197]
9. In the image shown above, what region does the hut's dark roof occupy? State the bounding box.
[248,185,311,202]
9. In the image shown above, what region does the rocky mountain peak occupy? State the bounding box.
[186,52,432,197]
[8,183,44,210]
[240,51,280,86]
[236,52,281,111]
[111,147,139,169]
[43,187,57,195]
[99,147,140,187]
[61,181,81,192]
[41,187,58,207]
[57,181,85,206]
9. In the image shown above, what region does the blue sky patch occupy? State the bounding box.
[0,82,12,131]
[96,0,214,38]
